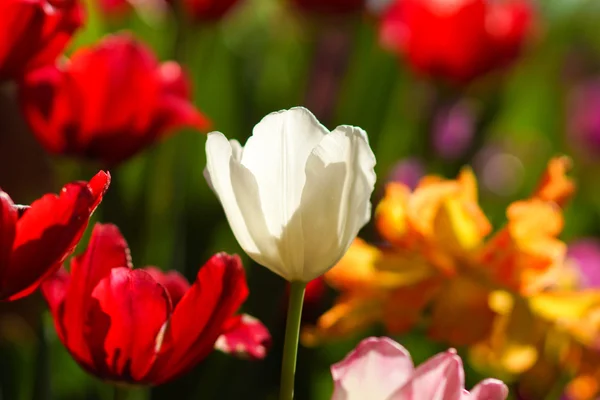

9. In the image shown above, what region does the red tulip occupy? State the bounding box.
[291,0,364,15]
[42,223,270,384]
[19,34,210,166]
[380,0,534,83]
[0,0,83,81]
[0,171,110,301]
[183,0,242,22]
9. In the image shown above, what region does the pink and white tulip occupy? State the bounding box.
[331,337,508,400]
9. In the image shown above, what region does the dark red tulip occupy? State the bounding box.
[291,0,364,14]
[0,171,110,301]
[19,34,210,166]
[183,0,242,22]
[42,223,270,384]
[0,0,83,81]
[380,0,534,83]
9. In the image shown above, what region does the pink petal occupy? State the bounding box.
[214,314,271,360]
[390,349,464,400]
[331,337,414,400]
[467,378,509,400]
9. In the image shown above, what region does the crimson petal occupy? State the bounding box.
[60,223,130,366]
[144,267,190,308]
[148,253,248,384]
[3,172,109,301]
[85,268,171,382]
[0,191,17,272]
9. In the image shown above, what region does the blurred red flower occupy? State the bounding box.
[0,171,109,301]
[42,223,270,384]
[380,0,534,83]
[0,0,83,81]
[291,0,364,15]
[19,34,210,166]
[183,0,241,22]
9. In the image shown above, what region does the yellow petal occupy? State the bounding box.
[529,291,600,321]
[325,238,435,291]
[469,298,541,376]
[375,183,411,246]
[434,195,490,254]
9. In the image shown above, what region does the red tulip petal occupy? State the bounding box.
[3,173,109,301]
[18,64,68,155]
[85,268,171,382]
[158,96,211,133]
[148,253,248,384]
[159,61,191,99]
[143,267,190,308]
[41,268,71,343]
[24,2,84,73]
[0,0,82,80]
[61,223,131,366]
[88,171,111,210]
[156,61,210,133]
[0,191,17,271]
[69,35,160,139]
[215,314,271,360]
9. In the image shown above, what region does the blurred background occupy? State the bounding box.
[2,0,600,399]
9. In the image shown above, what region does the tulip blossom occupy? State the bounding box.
[331,337,509,400]
[19,34,210,166]
[0,0,83,81]
[0,171,109,301]
[42,223,270,384]
[183,0,242,21]
[290,0,364,15]
[379,0,534,83]
[205,107,376,283]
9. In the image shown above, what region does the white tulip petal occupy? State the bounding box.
[228,159,287,277]
[240,107,328,240]
[330,125,376,248]
[230,139,243,161]
[298,126,376,280]
[205,139,242,192]
[300,154,348,280]
[205,132,260,256]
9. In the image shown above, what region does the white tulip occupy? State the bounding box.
[204,107,376,282]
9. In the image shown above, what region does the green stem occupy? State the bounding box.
[113,386,128,400]
[279,281,307,400]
